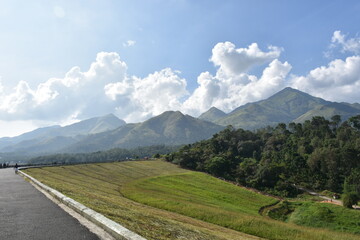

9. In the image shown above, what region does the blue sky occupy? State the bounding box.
[1,0,360,137]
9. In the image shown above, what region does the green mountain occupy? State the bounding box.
[65,111,225,153]
[198,107,227,122]
[52,113,126,136]
[207,87,360,130]
[294,102,360,123]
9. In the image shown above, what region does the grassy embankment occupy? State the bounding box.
[268,201,360,234]
[25,160,360,240]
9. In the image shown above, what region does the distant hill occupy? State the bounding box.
[201,87,360,130]
[0,125,61,149]
[0,114,125,153]
[294,102,360,123]
[198,107,227,122]
[64,111,225,153]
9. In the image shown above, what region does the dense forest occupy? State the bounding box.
[165,115,360,200]
[28,145,180,165]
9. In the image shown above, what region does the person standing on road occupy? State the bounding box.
[14,163,18,174]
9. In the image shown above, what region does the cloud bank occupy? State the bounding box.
[1,31,360,127]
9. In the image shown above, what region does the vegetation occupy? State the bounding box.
[342,192,359,208]
[166,115,360,198]
[269,201,360,234]
[24,161,360,240]
[28,145,180,165]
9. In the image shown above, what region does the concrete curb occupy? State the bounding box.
[18,170,146,240]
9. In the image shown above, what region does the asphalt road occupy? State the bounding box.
[0,168,100,240]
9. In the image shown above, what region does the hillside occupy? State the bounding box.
[65,111,225,152]
[208,87,360,129]
[294,102,360,123]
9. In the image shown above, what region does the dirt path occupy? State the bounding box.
[294,185,360,209]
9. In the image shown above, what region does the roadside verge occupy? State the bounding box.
[18,170,146,240]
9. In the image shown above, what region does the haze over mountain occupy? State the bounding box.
[64,111,225,153]
[0,114,125,154]
[201,87,360,130]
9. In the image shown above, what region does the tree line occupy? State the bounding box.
[165,115,360,205]
[28,145,180,165]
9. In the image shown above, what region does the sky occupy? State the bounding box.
[1,0,360,137]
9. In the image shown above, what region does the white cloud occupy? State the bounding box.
[330,30,360,54]
[0,52,128,121]
[105,68,188,122]
[123,40,136,47]
[291,56,360,103]
[210,42,282,76]
[0,52,188,124]
[182,43,290,116]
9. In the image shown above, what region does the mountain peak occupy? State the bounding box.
[215,87,336,130]
[199,107,227,123]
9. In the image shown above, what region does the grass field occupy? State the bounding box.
[24,160,360,240]
[288,202,360,234]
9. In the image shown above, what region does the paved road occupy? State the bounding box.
[0,168,100,240]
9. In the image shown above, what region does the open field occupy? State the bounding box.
[25,160,360,240]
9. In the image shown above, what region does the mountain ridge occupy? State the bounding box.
[208,87,360,129]
[64,111,225,153]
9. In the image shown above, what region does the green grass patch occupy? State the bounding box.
[288,202,360,234]
[268,201,299,221]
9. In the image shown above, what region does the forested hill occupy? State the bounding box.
[166,115,360,198]
[200,87,360,130]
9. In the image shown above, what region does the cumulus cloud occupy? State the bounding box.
[0,52,188,124]
[182,59,291,116]
[105,68,188,122]
[182,42,290,116]
[291,56,360,103]
[210,42,282,76]
[330,30,360,54]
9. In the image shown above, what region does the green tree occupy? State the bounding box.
[342,192,358,208]
[205,156,231,177]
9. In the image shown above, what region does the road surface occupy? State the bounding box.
[0,168,100,240]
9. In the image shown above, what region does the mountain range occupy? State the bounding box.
[1,87,360,159]
[199,87,360,130]
[0,114,125,154]
[63,111,224,153]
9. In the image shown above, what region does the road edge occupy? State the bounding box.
[18,170,146,240]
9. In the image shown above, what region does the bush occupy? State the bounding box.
[342,192,358,208]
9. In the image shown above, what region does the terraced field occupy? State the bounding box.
[24,160,360,240]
